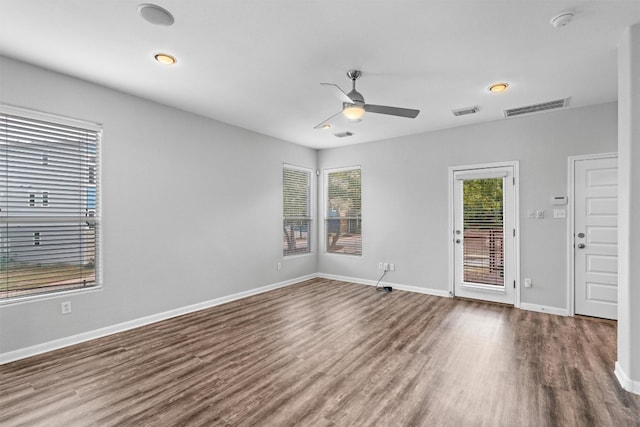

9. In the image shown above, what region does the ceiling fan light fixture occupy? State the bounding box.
[154,53,177,65]
[343,104,365,120]
[489,82,509,93]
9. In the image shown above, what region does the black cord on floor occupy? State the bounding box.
[375,270,387,292]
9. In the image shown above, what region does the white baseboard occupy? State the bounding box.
[0,273,317,365]
[317,273,451,298]
[615,361,640,395]
[519,302,569,317]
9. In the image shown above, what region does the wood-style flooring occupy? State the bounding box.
[1,278,639,426]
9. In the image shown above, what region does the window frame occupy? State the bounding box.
[282,163,313,258]
[323,165,362,256]
[0,104,103,304]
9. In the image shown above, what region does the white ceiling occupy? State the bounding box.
[1,1,639,149]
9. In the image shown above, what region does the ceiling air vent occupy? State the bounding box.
[504,98,570,118]
[452,106,478,117]
[334,131,354,138]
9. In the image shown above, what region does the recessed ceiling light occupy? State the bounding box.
[489,83,509,93]
[154,53,177,65]
[138,4,175,26]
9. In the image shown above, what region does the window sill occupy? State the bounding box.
[0,285,103,306]
[283,252,313,260]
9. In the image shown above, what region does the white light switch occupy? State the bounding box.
[553,208,566,219]
[527,209,535,219]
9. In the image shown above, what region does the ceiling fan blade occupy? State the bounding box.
[320,83,353,104]
[364,104,420,118]
[313,110,343,129]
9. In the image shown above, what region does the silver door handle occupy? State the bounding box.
[577,243,585,249]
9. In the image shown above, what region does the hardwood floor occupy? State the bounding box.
[1,278,639,426]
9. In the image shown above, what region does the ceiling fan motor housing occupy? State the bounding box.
[347,90,365,104]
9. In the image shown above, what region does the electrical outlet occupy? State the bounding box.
[383,262,389,271]
[277,262,281,271]
[390,263,395,271]
[536,209,545,219]
[378,262,383,270]
[61,301,72,315]
[524,278,532,288]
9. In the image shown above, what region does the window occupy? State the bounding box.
[325,167,361,255]
[1,107,101,300]
[283,164,312,256]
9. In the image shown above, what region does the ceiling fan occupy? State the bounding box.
[314,70,420,129]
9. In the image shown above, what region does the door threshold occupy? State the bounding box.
[574,314,617,325]
[453,296,514,308]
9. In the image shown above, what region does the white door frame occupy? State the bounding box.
[566,152,617,316]
[448,160,521,307]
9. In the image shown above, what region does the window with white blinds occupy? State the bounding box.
[325,167,361,255]
[462,178,504,286]
[283,164,312,256]
[1,108,101,300]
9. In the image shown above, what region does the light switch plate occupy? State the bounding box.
[553,208,566,219]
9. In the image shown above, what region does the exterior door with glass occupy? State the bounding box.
[453,166,516,305]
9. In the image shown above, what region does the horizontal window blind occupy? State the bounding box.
[325,167,361,255]
[1,111,101,300]
[462,178,504,286]
[283,165,311,256]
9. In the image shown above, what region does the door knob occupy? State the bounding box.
[577,243,585,249]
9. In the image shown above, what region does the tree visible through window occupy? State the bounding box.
[325,167,361,255]
[462,178,504,285]
[1,108,101,300]
[283,165,311,256]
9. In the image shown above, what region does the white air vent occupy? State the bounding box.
[504,98,570,118]
[334,131,353,138]
[452,106,478,117]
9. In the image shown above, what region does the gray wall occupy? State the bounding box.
[318,102,618,310]
[0,57,317,353]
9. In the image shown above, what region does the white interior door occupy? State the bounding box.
[574,156,618,320]
[453,166,516,305]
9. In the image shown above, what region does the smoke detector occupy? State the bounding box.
[550,11,574,28]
